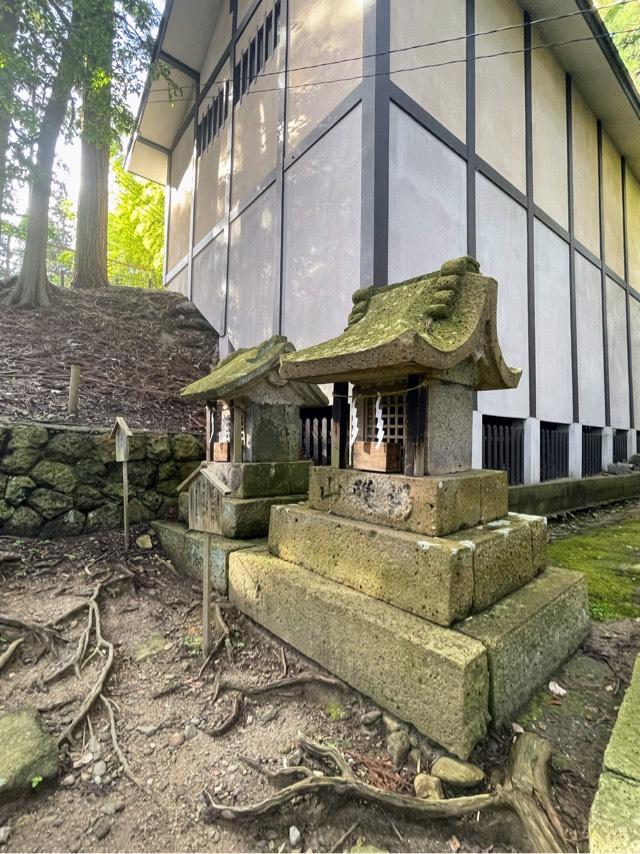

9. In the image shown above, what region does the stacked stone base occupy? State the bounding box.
[228,467,590,757]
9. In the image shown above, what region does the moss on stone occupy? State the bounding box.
[547,520,640,621]
[181,335,293,400]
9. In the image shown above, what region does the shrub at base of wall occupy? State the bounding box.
[0,423,205,539]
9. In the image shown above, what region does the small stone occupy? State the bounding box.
[136,534,153,550]
[169,733,185,748]
[431,756,484,788]
[87,735,103,759]
[290,826,302,847]
[409,748,422,766]
[137,724,160,736]
[382,713,404,734]
[361,710,382,727]
[184,723,198,740]
[414,773,444,800]
[68,837,82,853]
[61,774,75,787]
[93,760,107,778]
[386,730,411,767]
[93,818,112,840]
[266,829,278,841]
[100,797,125,816]
[0,826,10,846]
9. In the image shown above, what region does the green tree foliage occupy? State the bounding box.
[599,1,640,85]
[108,158,164,289]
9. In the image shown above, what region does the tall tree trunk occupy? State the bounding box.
[5,7,79,308]
[72,0,113,291]
[0,0,19,241]
[71,132,109,289]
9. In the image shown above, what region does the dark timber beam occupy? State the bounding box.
[158,49,200,82]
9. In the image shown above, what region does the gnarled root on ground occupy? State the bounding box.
[203,732,568,854]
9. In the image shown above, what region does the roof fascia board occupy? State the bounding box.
[572,0,640,121]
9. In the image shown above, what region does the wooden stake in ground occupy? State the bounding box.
[109,417,132,553]
[203,531,211,658]
[67,365,81,416]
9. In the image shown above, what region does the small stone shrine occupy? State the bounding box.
[178,335,328,539]
[228,257,590,758]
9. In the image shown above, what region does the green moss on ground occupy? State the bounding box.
[548,520,640,621]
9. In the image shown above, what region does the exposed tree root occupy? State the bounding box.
[0,613,64,650]
[100,695,159,804]
[0,552,21,565]
[204,732,568,853]
[57,586,114,746]
[197,604,230,679]
[210,692,243,736]
[0,636,24,672]
[219,670,345,697]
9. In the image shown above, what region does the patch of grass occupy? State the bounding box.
[324,701,347,722]
[548,520,640,621]
[183,633,202,657]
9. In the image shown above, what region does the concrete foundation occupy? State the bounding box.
[457,567,590,724]
[229,547,588,756]
[589,655,640,852]
[308,467,508,537]
[229,547,490,758]
[152,520,264,592]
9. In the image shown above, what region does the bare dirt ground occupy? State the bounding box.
[1,513,639,854]
[0,285,218,432]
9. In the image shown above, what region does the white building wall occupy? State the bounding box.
[476,176,529,419]
[388,104,466,282]
[192,232,227,335]
[606,277,631,430]
[282,106,362,349]
[227,184,278,349]
[575,253,606,427]
[534,220,572,425]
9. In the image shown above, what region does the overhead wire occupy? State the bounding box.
[143,23,640,104]
[141,0,640,102]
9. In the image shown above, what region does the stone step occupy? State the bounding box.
[208,460,312,499]
[229,550,588,756]
[268,505,546,625]
[152,520,264,592]
[218,493,307,538]
[229,547,490,759]
[458,566,590,725]
[308,466,507,537]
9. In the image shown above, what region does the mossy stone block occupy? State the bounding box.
[0,500,14,522]
[44,432,97,463]
[603,655,640,783]
[41,509,85,539]
[31,460,77,494]
[308,467,508,537]
[1,447,41,475]
[212,460,312,498]
[229,548,489,758]
[7,425,49,450]
[127,497,154,524]
[172,433,204,461]
[74,458,107,485]
[218,494,306,538]
[3,505,43,536]
[268,503,474,626]
[28,488,73,520]
[85,502,122,533]
[508,512,547,571]
[127,460,157,489]
[445,516,538,612]
[152,520,261,592]
[457,567,589,725]
[74,484,106,512]
[0,708,59,799]
[589,773,640,853]
[5,476,36,506]
[146,434,172,462]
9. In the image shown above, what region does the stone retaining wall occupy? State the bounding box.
[0,422,204,538]
[508,472,640,516]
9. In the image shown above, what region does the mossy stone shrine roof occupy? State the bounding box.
[280,257,522,391]
[181,335,328,406]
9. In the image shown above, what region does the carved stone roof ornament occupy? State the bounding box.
[181,335,328,407]
[279,257,521,392]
